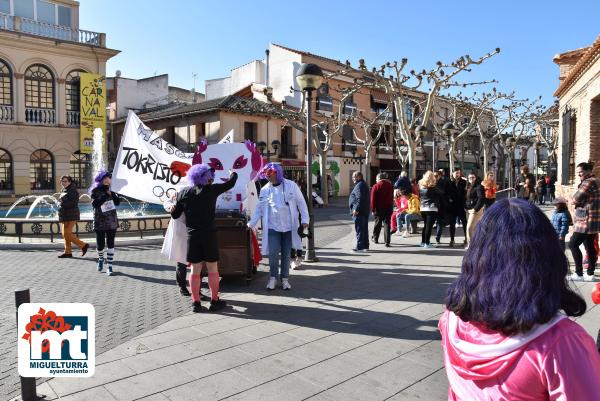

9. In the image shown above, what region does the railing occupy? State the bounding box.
[0,13,103,46]
[66,110,80,127]
[0,105,14,123]
[25,107,56,125]
[280,144,298,159]
[0,214,171,243]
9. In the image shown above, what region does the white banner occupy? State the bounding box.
[112,111,262,209]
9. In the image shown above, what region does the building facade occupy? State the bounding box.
[554,35,600,198]
[0,0,119,203]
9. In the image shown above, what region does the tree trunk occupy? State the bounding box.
[319,153,329,206]
[408,144,417,180]
[364,145,372,186]
[448,140,456,173]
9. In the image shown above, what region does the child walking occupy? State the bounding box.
[551,197,572,251]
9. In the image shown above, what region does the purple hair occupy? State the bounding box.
[258,162,284,183]
[445,198,586,335]
[88,169,111,194]
[187,163,215,186]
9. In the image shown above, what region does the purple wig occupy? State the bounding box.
[445,198,586,335]
[258,162,284,183]
[187,163,215,186]
[88,169,111,194]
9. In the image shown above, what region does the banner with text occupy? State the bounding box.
[111,111,262,208]
[79,73,106,153]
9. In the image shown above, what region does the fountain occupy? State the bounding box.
[1,128,159,219]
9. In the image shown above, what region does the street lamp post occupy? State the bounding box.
[505,137,516,192]
[296,63,324,263]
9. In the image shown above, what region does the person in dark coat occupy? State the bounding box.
[465,172,485,248]
[445,168,468,247]
[394,171,412,195]
[434,169,451,245]
[516,165,535,201]
[170,164,238,312]
[419,171,444,248]
[349,171,370,252]
[57,175,89,258]
[90,170,121,276]
[371,172,394,247]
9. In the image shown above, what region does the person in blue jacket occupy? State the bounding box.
[349,171,370,252]
[551,197,572,251]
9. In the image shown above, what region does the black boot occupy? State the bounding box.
[192,301,202,313]
[179,287,191,296]
[209,299,227,312]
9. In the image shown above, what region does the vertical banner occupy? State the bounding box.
[79,73,106,154]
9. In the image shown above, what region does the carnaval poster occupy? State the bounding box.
[111,111,262,208]
[79,73,106,154]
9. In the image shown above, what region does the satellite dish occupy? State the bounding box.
[115,70,122,77]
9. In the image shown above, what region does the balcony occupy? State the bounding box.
[66,111,80,127]
[0,13,105,47]
[376,144,394,155]
[25,107,56,125]
[279,144,298,159]
[0,105,14,123]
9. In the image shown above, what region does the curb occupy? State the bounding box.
[0,237,164,250]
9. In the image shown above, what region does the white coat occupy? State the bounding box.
[161,199,188,263]
[248,178,309,255]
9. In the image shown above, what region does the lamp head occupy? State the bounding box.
[296,63,324,91]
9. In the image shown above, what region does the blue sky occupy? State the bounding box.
[80,0,600,106]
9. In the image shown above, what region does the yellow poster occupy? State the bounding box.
[79,73,106,153]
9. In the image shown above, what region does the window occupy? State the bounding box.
[14,0,34,19]
[280,126,296,158]
[404,100,414,124]
[343,94,356,115]
[65,70,82,112]
[0,0,10,14]
[37,0,54,23]
[57,4,70,26]
[25,64,54,109]
[0,59,12,106]
[70,151,91,189]
[341,125,355,151]
[0,148,13,190]
[244,122,257,143]
[541,126,553,142]
[316,84,333,112]
[30,149,53,190]
[316,124,327,147]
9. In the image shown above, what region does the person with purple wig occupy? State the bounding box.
[90,170,121,276]
[169,163,237,313]
[439,198,600,400]
[248,163,309,291]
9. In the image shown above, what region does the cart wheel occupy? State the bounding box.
[252,266,257,275]
[245,277,252,286]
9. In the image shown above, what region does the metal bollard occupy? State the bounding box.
[15,289,38,401]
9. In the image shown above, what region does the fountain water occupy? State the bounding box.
[25,195,60,219]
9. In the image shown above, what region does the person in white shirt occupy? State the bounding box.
[248,163,309,291]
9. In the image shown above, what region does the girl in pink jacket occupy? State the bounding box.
[439,198,600,401]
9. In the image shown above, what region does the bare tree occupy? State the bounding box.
[335,49,500,179]
[352,104,391,184]
[275,84,359,205]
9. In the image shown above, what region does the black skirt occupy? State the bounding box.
[186,230,219,263]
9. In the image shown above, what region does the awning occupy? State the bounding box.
[371,91,389,105]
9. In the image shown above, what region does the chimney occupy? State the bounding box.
[265,49,270,87]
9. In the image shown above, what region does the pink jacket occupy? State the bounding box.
[439,310,600,401]
[394,196,408,213]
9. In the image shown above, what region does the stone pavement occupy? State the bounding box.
[0,201,351,400]
[29,209,600,401]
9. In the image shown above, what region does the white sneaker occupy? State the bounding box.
[290,259,297,270]
[584,273,596,282]
[281,278,291,290]
[569,273,584,282]
[266,277,277,290]
[294,256,303,270]
[402,230,409,238]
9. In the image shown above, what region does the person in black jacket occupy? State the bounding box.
[442,168,468,247]
[90,170,121,276]
[419,171,444,248]
[57,175,89,258]
[169,164,237,313]
[465,172,485,248]
[349,171,370,252]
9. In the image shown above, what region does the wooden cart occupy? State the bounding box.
[214,211,254,283]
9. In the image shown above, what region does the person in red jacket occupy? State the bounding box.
[370,172,394,247]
